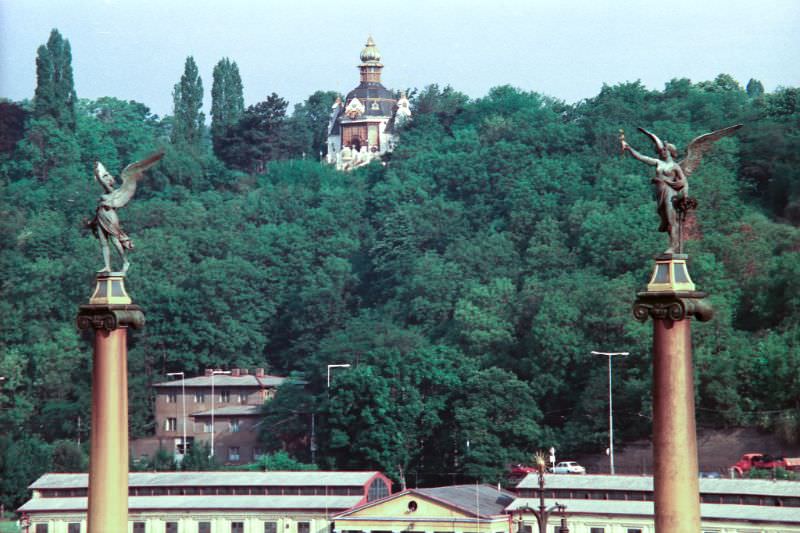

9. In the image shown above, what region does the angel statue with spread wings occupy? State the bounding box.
[621,125,742,254]
[88,151,164,274]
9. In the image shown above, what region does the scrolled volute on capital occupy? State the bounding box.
[633,293,713,323]
[77,304,145,331]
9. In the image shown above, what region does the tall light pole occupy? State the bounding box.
[210,370,231,458]
[320,364,351,464]
[327,364,351,388]
[166,372,186,463]
[591,351,629,475]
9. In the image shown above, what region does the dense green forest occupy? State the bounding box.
[2,29,800,508]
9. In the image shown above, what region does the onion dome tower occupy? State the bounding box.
[326,36,410,171]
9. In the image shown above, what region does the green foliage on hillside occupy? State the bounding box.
[1,30,800,507]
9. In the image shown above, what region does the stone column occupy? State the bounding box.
[633,254,712,532]
[77,273,144,533]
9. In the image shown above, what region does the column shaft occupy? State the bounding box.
[651,318,700,532]
[88,327,129,533]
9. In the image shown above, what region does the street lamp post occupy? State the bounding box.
[327,364,351,388]
[591,350,629,475]
[320,364,351,464]
[210,370,231,458]
[166,372,186,463]
[517,455,568,533]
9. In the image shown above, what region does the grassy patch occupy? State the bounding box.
[0,521,19,533]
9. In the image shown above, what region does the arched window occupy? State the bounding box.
[367,477,389,501]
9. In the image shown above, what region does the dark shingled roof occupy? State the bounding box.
[345,82,396,117]
[414,484,515,517]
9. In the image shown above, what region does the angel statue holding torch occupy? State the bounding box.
[621,125,741,254]
[88,151,164,273]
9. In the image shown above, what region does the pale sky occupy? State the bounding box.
[1,0,799,117]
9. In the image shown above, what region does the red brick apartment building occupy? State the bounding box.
[132,368,288,465]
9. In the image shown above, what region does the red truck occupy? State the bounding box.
[731,453,800,476]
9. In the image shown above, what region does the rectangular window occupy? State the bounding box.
[229,446,240,461]
[195,391,205,403]
[204,421,213,433]
[722,494,740,504]
[199,523,211,533]
[230,419,240,432]
[253,446,264,459]
[220,390,230,402]
[231,523,244,533]
[166,523,178,533]
[35,525,48,533]
[177,436,193,454]
[297,523,310,533]
[68,524,81,533]
[238,393,247,404]
[166,392,177,403]
[590,529,605,533]
[265,522,278,533]
[165,417,177,431]
[133,523,145,533]
[627,529,643,533]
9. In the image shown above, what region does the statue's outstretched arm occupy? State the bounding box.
[624,143,659,166]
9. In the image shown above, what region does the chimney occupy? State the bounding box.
[241,368,249,375]
[232,368,241,377]
[204,369,213,377]
[255,368,265,378]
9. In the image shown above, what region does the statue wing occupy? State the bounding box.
[680,124,742,177]
[108,151,165,208]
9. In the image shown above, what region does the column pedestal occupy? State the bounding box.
[633,255,711,532]
[77,273,144,533]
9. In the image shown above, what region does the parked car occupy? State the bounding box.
[551,461,586,474]
[509,464,538,477]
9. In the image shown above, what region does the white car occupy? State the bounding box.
[551,461,586,474]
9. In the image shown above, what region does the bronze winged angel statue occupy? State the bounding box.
[88,151,164,273]
[621,125,742,254]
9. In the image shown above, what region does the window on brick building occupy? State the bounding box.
[219,390,230,402]
[230,419,240,432]
[166,392,177,403]
[229,446,240,461]
[195,391,205,403]
[165,417,177,431]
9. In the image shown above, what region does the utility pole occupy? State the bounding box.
[210,370,231,458]
[166,372,186,464]
[591,351,629,475]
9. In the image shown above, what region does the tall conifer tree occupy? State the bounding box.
[211,58,244,156]
[33,29,77,130]
[171,56,205,147]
